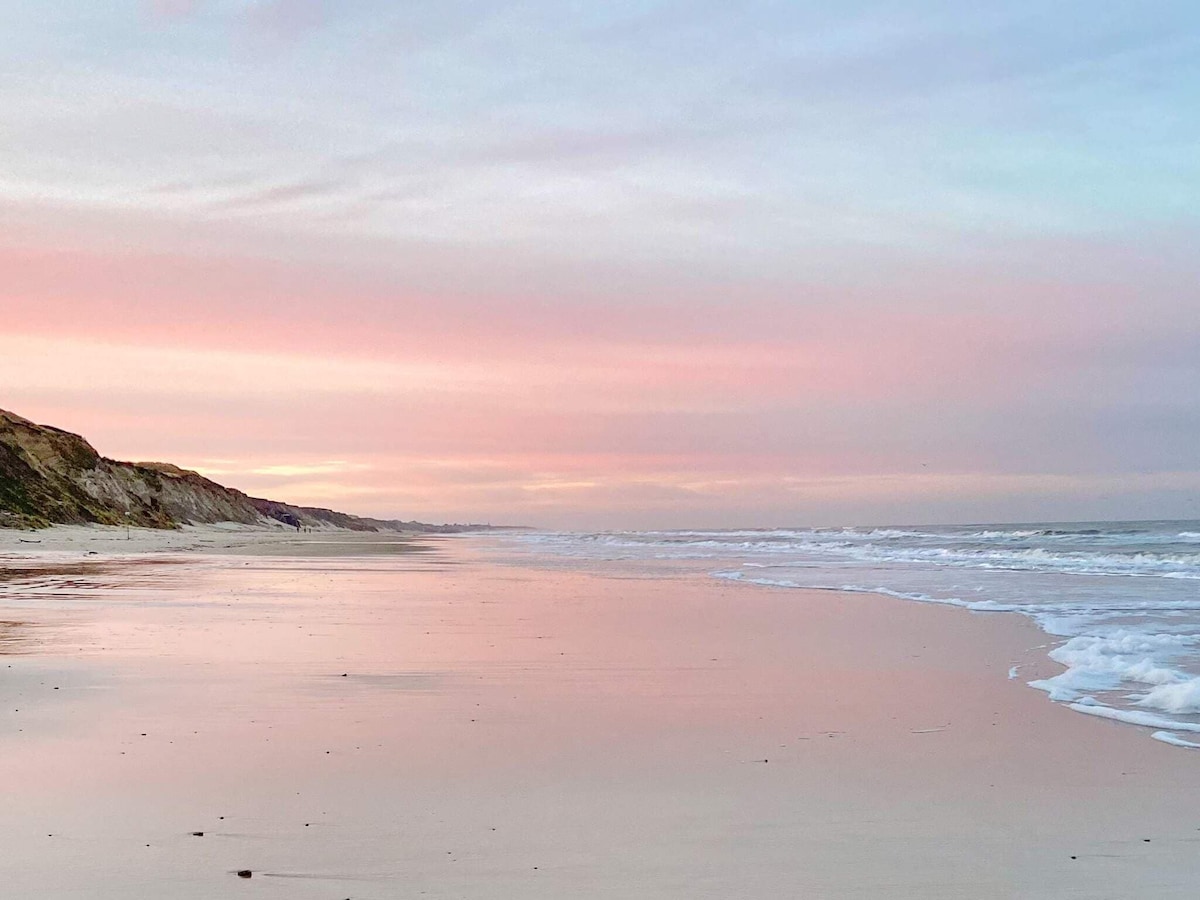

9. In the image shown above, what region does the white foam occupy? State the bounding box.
[711,571,803,589]
[1138,677,1200,715]
[507,523,1200,750]
[838,544,1200,579]
[834,584,1022,613]
[1067,702,1200,732]
[1151,731,1200,749]
[713,572,1021,612]
[519,525,1200,580]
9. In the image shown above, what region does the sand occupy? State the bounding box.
[0,522,429,556]
[2,528,1199,898]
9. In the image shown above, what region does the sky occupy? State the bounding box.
[2,1,1199,529]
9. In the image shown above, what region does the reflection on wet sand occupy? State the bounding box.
[220,537,437,557]
[3,538,1200,899]
[0,618,34,654]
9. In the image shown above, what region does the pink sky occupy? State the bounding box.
[5,226,1197,528]
[3,3,1198,528]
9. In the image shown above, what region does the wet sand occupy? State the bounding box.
[0,523,430,557]
[2,534,1199,898]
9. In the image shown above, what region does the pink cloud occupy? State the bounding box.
[0,237,1101,410]
[4,219,1196,527]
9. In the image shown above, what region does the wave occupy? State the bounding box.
[537,532,1200,580]
[510,521,1200,750]
[836,545,1200,579]
[1066,702,1200,733]
[1151,731,1200,749]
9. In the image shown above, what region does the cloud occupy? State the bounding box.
[212,176,353,210]
[248,461,369,477]
[241,0,329,42]
[147,0,203,20]
[3,2,1198,526]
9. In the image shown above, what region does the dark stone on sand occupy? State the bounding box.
[237,870,252,878]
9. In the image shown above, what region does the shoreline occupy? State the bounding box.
[3,533,1200,896]
[7,522,1198,748]
[7,523,1198,752]
[0,522,444,558]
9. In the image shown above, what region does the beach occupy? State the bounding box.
[3,529,1200,898]
[0,523,431,557]
[7,3,1194,897]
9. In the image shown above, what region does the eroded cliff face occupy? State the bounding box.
[0,409,265,529]
[1,409,124,527]
[0,407,469,532]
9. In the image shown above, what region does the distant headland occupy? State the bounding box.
[0,407,516,534]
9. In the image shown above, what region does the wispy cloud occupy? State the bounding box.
[147,0,203,20]
[2,2,1198,525]
[248,461,369,477]
[239,0,329,42]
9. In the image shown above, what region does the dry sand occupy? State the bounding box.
[1,529,1198,898]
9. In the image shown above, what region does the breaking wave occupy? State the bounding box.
[513,520,1200,749]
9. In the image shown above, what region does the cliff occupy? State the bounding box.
[0,408,454,532]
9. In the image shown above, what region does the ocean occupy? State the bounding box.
[499,521,1200,749]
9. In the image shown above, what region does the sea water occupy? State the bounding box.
[503,521,1200,748]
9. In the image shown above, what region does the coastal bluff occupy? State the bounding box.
[0,407,455,532]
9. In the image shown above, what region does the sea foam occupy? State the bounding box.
[512,520,1200,748]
